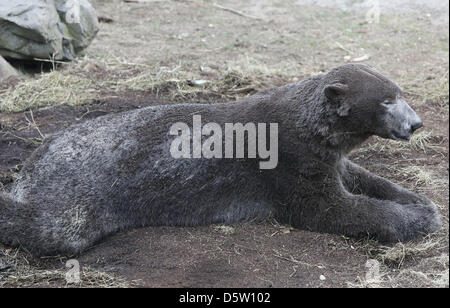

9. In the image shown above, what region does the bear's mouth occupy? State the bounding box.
[390,130,411,141]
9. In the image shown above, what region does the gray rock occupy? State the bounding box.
[0,0,99,61]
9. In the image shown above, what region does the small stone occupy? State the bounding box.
[189,80,209,87]
[352,54,370,62]
[214,225,235,235]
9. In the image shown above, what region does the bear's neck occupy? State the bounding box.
[276,84,370,159]
[306,97,370,156]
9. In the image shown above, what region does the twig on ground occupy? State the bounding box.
[27,110,46,141]
[212,3,263,21]
[333,40,354,55]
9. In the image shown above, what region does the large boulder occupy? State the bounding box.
[0,0,99,61]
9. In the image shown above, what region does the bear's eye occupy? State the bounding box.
[381,99,395,106]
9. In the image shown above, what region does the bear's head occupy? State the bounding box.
[323,64,422,141]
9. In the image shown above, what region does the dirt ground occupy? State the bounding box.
[0,0,448,288]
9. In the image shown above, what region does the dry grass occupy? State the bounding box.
[407,130,447,155]
[0,57,288,114]
[391,254,449,288]
[356,131,447,157]
[0,246,140,288]
[395,166,448,200]
[1,267,136,288]
[113,64,286,101]
[0,71,95,113]
[404,71,449,111]
[347,230,449,288]
[403,166,436,186]
[349,255,449,288]
[376,236,444,268]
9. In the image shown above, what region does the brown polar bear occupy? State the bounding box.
[0,64,442,256]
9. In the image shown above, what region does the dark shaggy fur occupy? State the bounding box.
[0,64,442,256]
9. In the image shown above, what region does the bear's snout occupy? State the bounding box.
[410,120,423,133]
[382,98,423,142]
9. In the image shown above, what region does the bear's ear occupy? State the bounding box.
[324,83,349,101]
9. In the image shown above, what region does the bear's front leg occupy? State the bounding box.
[339,193,440,242]
[340,158,434,206]
[285,177,442,243]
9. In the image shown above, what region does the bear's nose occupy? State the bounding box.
[411,120,423,132]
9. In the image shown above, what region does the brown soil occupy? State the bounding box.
[0,0,448,288]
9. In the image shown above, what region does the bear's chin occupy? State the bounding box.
[390,130,412,142]
[375,130,412,142]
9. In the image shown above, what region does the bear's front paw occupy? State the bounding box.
[415,202,442,232]
[397,202,442,242]
[377,201,442,243]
